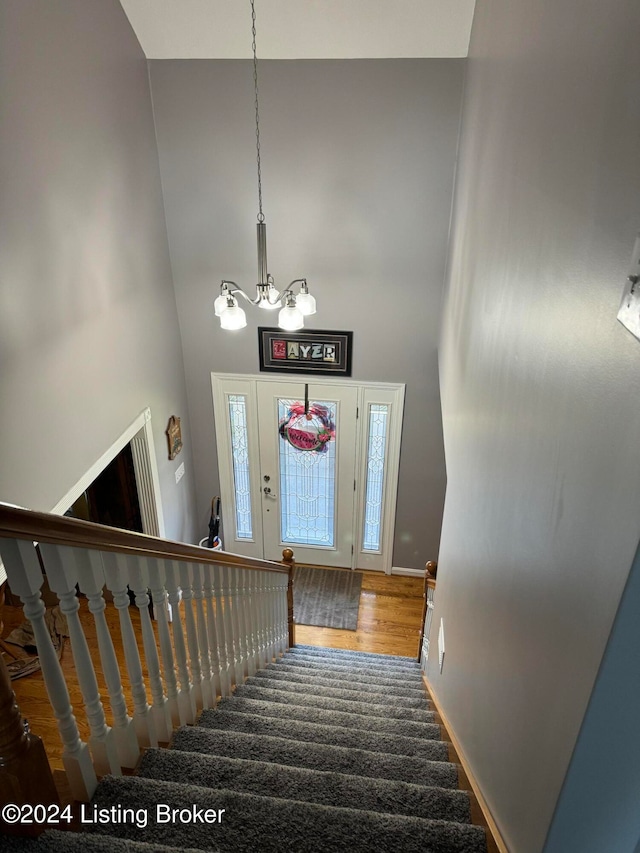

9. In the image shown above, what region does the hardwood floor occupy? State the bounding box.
[2,570,424,772]
[296,570,424,656]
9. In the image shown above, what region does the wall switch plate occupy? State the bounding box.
[438,618,445,673]
[175,462,185,484]
[617,233,640,341]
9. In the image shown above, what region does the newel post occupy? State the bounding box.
[282,549,295,648]
[418,560,437,661]
[0,581,59,833]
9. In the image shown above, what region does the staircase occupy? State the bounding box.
[4,644,488,853]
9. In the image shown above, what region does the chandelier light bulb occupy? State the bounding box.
[214,289,230,317]
[296,283,316,317]
[219,297,247,330]
[257,284,281,309]
[278,295,304,331]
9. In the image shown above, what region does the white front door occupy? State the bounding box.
[256,380,358,566]
[211,374,404,573]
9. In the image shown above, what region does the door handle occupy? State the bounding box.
[263,486,277,498]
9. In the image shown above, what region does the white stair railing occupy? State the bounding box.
[0,505,293,803]
[164,559,197,724]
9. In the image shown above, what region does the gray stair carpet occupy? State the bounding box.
[251,667,428,697]
[234,682,436,721]
[137,746,472,823]
[196,708,447,759]
[293,643,421,663]
[266,660,425,687]
[241,673,430,707]
[269,655,426,681]
[0,829,209,853]
[214,695,439,737]
[7,645,487,853]
[171,724,459,787]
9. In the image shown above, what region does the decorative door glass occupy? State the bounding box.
[228,394,253,540]
[277,398,337,547]
[362,403,389,552]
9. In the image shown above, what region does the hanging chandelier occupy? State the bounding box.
[215,0,316,332]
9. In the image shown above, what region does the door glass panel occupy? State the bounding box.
[228,394,253,540]
[278,398,336,547]
[362,403,389,552]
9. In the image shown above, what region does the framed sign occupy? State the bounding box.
[166,416,183,460]
[258,328,353,376]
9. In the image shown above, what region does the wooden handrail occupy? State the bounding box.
[417,560,437,661]
[0,505,288,575]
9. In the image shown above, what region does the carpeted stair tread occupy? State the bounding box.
[271,655,426,681]
[0,829,209,853]
[138,747,472,824]
[268,660,425,688]
[243,673,429,707]
[216,696,440,738]
[90,774,487,853]
[171,725,459,787]
[250,668,428,698]
[197,708,447,757]
[234,682,436,721]
[293,644,419,664]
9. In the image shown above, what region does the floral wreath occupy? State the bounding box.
[278,403,336,453]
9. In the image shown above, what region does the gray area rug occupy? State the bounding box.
[293,566,362,630]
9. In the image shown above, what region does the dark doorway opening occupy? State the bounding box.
[67,443,143,534]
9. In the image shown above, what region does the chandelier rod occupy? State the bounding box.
[251,0,264,224]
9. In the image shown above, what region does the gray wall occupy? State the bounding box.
[431,1,640,851]
[0,0,198,543]
[148,59,464,567]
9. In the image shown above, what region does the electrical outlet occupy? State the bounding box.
[175,462,185,484]
[438,618,445,673]
[617,233,640,341]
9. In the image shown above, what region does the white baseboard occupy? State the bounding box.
[391,566,425,577]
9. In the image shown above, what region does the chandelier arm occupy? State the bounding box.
[265,280,306,304]
[228,285,262,306]
[277,279,308,299]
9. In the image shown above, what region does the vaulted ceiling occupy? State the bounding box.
[119,0,476,59]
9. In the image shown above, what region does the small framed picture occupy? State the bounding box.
[258,328,353,376]
[166,416,183,460]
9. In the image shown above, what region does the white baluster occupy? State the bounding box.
[102,552,157,748]
[280,575,289,655]
[221,565,238,688]
[40,544,120,777]
[164,560,196,723]
[235,570,252,677]
[272,574,281,657]
[202,565,222,698]
[178,562,204,711]
[148,559,183,728]
[267,572,277,661]
[212,564,231,698]
[229,567,247,682]
[256,571,268,669]
[77,550,139,768]
[190,564,214,709]
[276,575,286,656]
[128,556,172,742]
[250,570,263,672]
[0,539,97,801]
[243,570,257,676]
